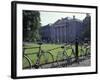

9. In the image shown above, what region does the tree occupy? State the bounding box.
[23,10,41,42]
[82,14,91,41]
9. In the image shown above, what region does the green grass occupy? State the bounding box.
[23,43,90,68]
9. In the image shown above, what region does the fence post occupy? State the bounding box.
[75,39,79,63]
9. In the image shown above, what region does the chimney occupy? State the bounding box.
[86,13,90,17]
[73,15,75,20]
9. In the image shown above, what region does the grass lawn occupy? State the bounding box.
[23,43,90,68]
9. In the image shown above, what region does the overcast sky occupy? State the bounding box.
[40,11,87,26]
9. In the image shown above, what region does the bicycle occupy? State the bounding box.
[56,43,75,67]
[79,42,90,59]
[23,42,54,69]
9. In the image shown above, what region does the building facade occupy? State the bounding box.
[39,14,91,43]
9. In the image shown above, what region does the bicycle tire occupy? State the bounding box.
[23,54,33,69]
[65,47,75,58]
[39,52,54,68]
[85,47,91,58]
[56,52,69,67]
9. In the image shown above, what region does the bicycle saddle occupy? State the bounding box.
[38,42,43,45]
[61,46,64,48]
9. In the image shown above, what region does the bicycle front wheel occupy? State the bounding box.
[23,55,33,69]
[39,52,54,68]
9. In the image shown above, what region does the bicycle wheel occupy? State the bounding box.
[85,47,91,58]
[79,45,85,57]
[23,54,33,69]
[39,52,54,68]
[56,52,63,67]
[56,51,68,67]
[29,53,40,69]
[65,47,75,58]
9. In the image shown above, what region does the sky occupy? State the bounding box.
[40,11,87,26]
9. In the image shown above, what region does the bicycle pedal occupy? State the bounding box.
[34,64,39,69]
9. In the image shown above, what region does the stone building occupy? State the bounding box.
[39,14,90,43]
[39,24,51,43]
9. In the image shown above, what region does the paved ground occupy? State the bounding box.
[24,56,91,69]
[40,56,91,68]
[67,58,90,67]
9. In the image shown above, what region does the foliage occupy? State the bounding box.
[82,15,91,40]
[23,10,41,42]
